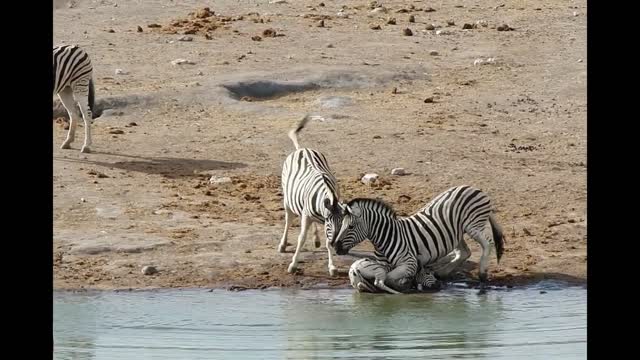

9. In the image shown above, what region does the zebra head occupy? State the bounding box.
[332,202,367,255]
[323,197,346,246]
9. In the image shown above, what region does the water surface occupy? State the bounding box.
[54,282,586,359]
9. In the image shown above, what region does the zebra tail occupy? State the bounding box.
[88,78,99,119]
[489,213,505,264]
[287,114,325,150]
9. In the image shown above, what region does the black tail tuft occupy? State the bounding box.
[489,214,505,263]
[88,78,100,119]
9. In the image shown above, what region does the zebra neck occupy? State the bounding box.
[365,212,401,258]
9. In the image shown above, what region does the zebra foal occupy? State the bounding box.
[278,115,345,276]
[333,185,505,294]
[53,44,97,153]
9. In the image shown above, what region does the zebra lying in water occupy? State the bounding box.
[53,44,97,153]
[348,258,442,293]
[278,114,345,276]
[332,185,505,294]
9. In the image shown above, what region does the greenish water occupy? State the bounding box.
[53,281,586,359]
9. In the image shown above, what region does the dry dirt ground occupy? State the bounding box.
[53,0,586,291]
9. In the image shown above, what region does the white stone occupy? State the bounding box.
[141,266,158,275]
[361,173,379,184]
[115,68,128,75]
[391,168,407,176]
[209,176,233,185]
[171,58,195,65]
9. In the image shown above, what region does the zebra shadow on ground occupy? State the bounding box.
[54,151,247,178]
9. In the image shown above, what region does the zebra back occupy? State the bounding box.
[282,148,340,221]
[53,45,93,95]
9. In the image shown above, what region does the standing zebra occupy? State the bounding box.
[278,114,345,276]
[332,185,505,294]
[53,44,97,153]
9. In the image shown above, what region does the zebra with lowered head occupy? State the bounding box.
[53,44,97,153]
[332,185,505,294]
[278,114,345,276]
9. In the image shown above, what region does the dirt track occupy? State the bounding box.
[53,0,586,290]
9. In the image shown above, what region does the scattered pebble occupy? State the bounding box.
[391,168,407,176]
[391,87,398,94]
[80,198,86,203]
[142,266,158,275]
[424,7,435,12]
[317,19,325,27]
[262,28,277,37]
[577,59,583,63]
[371,7,387,14]
[497,24,514,31]
[462,23,476,29]
[387,18,396,25]
[361,173,379,185]
[107,29,115,33]
[109,129,125,134]
[425,24,435,30]
[137,26,143,32]
[573,11,578,17]
[128,122,138,127]
[423,97,434,103]
[446,20,455,26]
[429,50,439,56]
[114,69,128,75]
[269,0,288,3]
[370,24,382,30]
[403,28,413,36]
[409,15,415,23]
[540,290,547,294]
[171,58,195,65]
[435,29,450,35]
[178,35,193,41]
[476,20,488,27]
[251,35,262,41]
[147,23,161,28]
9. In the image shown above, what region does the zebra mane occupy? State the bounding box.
[347,198,398,218]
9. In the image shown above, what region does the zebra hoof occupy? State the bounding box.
[60,142,72,149]
[287,263,297,274]
[479,272,488,283]
[80,146,91,153]
[329,267,338,277]
[314,240,321,248]
[277,244,287,253]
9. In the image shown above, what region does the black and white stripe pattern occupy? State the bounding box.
[53,44,96,153]
[333,185,505,293]
[348,258,440,293]
[278,115,344,276]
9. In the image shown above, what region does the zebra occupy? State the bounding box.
[348,258,441,293]
[53,44,97,153]
[332,185,505,294]
[278,114,345,276]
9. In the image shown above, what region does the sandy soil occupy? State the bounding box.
[53,0,587,290]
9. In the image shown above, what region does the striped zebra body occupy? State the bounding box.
[333,185,505,294]
[278,115,345,276]
[348,258,440,293]
[53,44,97,153]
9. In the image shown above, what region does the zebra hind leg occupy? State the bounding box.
[277,207,294,253]
[74,81,93,153]
[288,215,312,273]
[468,227,493,283]
[312,222,322,248]
[58,87,80,150]
[348,258,388,293]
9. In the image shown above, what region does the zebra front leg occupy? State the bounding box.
[75,84,93,153]
[288,215,311,273]
[58,88,79,150]
[278,207,294,253]
[312,222,322,248]
[326,236,338,276]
